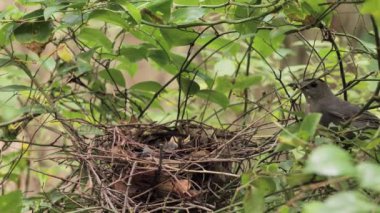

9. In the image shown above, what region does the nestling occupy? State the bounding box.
[297,79,380,129]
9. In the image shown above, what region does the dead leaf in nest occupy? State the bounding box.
[110,146,137,158]
[111,179,139,196]
[149,157,182,168]
[112,180,127,192]
[158,179,192,197]
[111,146,124,155]
[162,159,182,168]
[158,180,173,192]
[189,189,202,197]
[190,150,210,159]
[142,145,154,156]
[174,179,191,195]
[129,128,141,137]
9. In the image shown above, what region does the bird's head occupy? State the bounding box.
[297,79,335,102]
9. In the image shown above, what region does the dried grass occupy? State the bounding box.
[68,120,275,212]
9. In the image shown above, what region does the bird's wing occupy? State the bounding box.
[323,100,379,128]
[352,111,380,129]
[319,99,356,120]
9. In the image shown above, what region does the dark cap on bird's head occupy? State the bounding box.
[299,79,335,102]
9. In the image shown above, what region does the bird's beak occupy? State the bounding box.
[288,83,300,90]
[289,82,310,93]
[299,82,307,91]
[300,81,314,91]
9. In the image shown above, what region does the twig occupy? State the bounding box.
[122,162,137,213]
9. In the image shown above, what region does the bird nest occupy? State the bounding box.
[71,121,272,212]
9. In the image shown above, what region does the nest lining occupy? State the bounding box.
[73,121,270,212]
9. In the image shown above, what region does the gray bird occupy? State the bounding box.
[297,79,380,129]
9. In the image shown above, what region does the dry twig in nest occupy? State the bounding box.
[68,120,274,212]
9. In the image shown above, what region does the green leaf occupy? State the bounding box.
[57,63,76,75]
[356,162,380,192]
[88,9,129,29]
[148,49,170,65]
[241,173,252,186]
[171,7,207,23]
[303,191,380,213]
[303,201,326,213]
[298,113,321,141]
[130,81,163,93]
[299,0,332,25]
[304,144,355,176]
[117,57,138,76]
[179,78,200,95]
[234,76,262,90]
[283,1,307,24]
[234,1,261,35]
[215,76,234,92]
[252,176,276,196]
[196,89,229,108]
[203,0,228,5]
[76,49,95,74]
[77,28,112,53]
[0,23,14,46]
[0,85,31,92]
[62,12,89,26]
[366,137,380,149]
[196,36,241,56]
[16,0,44,4]
[243,187,265,213]
[0,151,27,179]
[278,123,306,147]
[99,69,125,87]
[120,45,148,62]
[278,113,321,148]
[115,0,142,24]
[165,53,213,87]
[173,0,198,5]
[253,29,285,57]
[0,190,22,213]
[44,5,66,20]
[160,29,198,46]
[14,20,53,44]
[66,0,87,9]
[286,173,314,187]
[22,8,43,19]
[361,0,380,25]
[215,75,262,92]
[301,0,324,14]
[278,205,291,213]
[143,0,173,22]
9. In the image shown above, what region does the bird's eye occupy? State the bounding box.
[310,82,318,88]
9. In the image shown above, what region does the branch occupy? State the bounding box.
[141,2,285,29]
